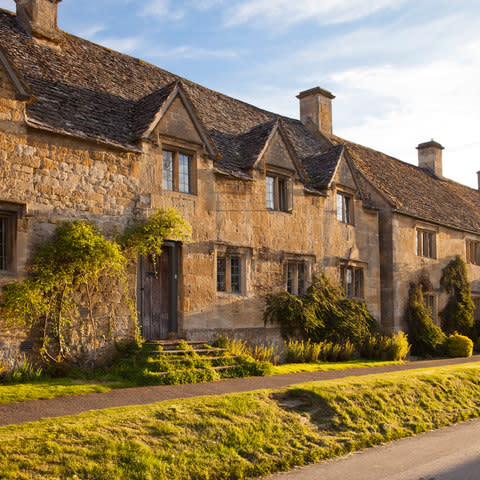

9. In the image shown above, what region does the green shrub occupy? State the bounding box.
[388,332,410,361]
[265,274,378,347]
[440,256,475,336]
[445,334,473,358]
[407,284,446,357]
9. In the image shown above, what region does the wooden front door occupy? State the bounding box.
[139,243,179,340]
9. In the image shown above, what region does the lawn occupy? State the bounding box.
[0,359,401,404]
[1,363,480,479]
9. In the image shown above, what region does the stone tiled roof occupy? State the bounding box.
[302,144,344,190]
[334,136,480,233]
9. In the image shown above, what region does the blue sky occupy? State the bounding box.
[2,0,479,188]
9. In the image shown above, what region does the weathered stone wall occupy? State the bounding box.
[391,214,480,331]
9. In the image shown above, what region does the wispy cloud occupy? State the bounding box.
[139,0,185,20]
[73,24,107,39]
[222,0,408,27]
[148,45,238,59]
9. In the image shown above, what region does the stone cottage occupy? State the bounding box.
[0,0,478,365]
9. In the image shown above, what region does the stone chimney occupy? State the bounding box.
[15,0,62,42]
[477,171,480,191]
[297,86,335,136]
[417,140,444,178]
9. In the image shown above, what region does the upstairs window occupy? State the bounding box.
[466,239,480,265]
[266,175,293,212]
[336,192,352,224]
[340,265,363,298]
[287,262,306,296]
[217,255,243,294]
[417,229,436,259]
[162,150,194,194]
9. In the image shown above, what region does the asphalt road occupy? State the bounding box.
[263,417,480,480]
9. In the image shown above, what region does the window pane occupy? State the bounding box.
[162,151,174,191]
[287,263,295,294]
[346,267,353,297]
[230,257,241,294]
[298,263,305,296]
[354,268,363,297]
[278,179,286,211]
[266,176,275,210]
[336,193,344,221]
[344,196,351,224]
[0,217,6,270]
[178,154,192,193]
[217,257,226,292]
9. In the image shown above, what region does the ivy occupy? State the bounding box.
[440,255,475,336]
[120,208,192,264]
[1,221,127,364]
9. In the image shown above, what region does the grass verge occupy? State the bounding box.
[1,363,480,479]
[271,359,403,375]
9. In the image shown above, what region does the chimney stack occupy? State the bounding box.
[297,86,335,136]
[417,140,444,178]
[15,0,62,42]
[477,171,480,191]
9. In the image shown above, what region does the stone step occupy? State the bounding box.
[156,355,241,363]
[149,348,228,355]
[146,364,242,376]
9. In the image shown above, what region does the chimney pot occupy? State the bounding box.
[417,140,444,178]
[477,171,480,191]
[15,0,62,42]
[297,86,335,136]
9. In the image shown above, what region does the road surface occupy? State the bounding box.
[263,417,480,480]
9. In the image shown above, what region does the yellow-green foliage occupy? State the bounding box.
[120,208,192,262]
[2,365,480,479]
[1,221,127,364]
[361,332,410,361]
[445,334,473,358]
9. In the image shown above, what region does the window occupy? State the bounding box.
[287,262,306,296]
[466,240,480,265]
[266,175,293,212]
[336,192,352,224]
[0,205,21,273]
[424,293,437,323]
[340,265,363,298]
[416,229,436,259]
[217,255,243,294]
[162,149,194,194]
[474,297,480,322]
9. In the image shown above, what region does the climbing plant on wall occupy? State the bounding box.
[440,255,475,337]
[119,207,192,264]
[1,221,127,363]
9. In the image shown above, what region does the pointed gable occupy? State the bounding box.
[133,81,218,158]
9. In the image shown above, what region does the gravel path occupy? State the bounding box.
[1,355,479,427]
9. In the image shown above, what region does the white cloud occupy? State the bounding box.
[223,0,407,27]
[147,45,238,59]
[0,0,14,12]
[139,0,185,20]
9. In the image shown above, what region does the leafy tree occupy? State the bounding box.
[440,256,475,336]
[406,283,445,356]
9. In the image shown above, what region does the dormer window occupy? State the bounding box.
[336,192,353,224]
[162,149,195,194]
[266,175,293,212]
